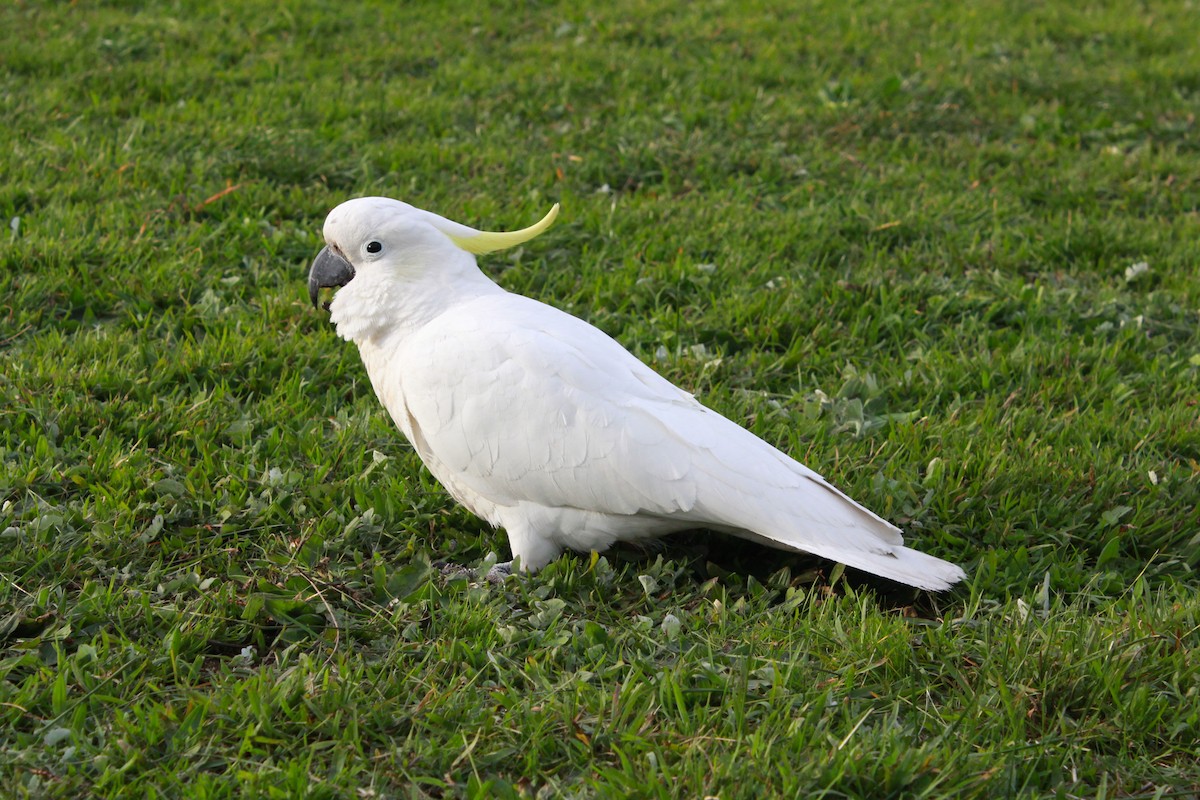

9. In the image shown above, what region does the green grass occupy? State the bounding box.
[2,0,1199,797]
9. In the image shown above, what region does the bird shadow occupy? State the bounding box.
[603,529,943,614]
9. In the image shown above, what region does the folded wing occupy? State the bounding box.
[399,293,964,590]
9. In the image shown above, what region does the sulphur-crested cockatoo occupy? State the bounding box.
[308,197,965,591]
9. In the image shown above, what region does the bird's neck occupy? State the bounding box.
[328,267,504,346]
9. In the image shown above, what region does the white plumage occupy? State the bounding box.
[307,197,965,591]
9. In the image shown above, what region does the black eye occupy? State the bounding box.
[366,241,382,254]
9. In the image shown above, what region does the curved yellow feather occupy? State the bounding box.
[449,203,560,254]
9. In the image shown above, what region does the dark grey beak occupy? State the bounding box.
[308,246,356,309]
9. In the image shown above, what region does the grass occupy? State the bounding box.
[2,0,1199,796]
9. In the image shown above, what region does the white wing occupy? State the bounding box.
[393,293,963,590]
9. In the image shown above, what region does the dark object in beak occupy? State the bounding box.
[308,246,356,309]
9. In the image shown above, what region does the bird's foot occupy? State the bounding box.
[433,560,475,580]
[484,561,514,584]
[433,559,515,584]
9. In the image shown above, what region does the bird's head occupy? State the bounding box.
[307,197,559,336]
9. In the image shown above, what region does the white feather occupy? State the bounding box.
[318,197,966,591]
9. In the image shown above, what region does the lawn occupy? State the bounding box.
[2,0,1199,797]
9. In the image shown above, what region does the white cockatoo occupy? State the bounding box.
[308,197,965,591]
